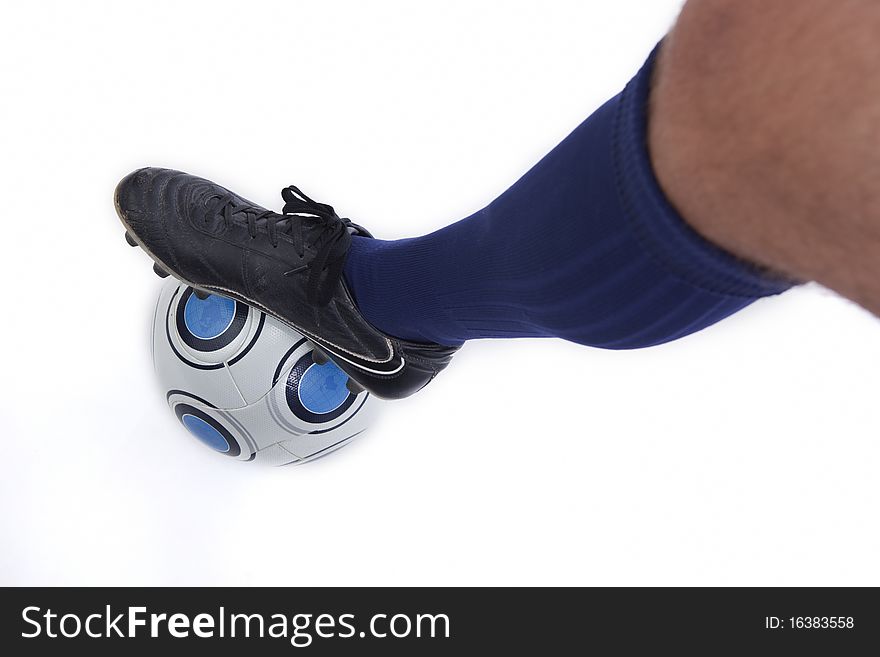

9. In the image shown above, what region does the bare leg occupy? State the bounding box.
[650,0,880,315]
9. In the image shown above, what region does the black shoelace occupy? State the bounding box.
[205,185,359,306]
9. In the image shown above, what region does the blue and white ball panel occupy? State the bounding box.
[284,355,357,423]
[167,286,262,369]
[225,351,373,461]
[182,293,236,341]
[266,357,374,459]
[169,394,308,464]
[166,391,257,461]
[152,283,247,410]
[175,404,240,456]
[267,356,361,435]
[224,311,311,405]
[295,359,351,414]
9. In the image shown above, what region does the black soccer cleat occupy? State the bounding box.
[114,167,459,400]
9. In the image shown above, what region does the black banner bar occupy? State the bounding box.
[1,587,877,654]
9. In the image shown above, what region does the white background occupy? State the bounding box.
[2,0,879,586]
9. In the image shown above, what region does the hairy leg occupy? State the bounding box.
[650,0,880,314]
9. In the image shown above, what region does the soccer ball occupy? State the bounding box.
[151,280,376,465]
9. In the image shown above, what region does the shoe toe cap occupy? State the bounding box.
[114,167,146,210]
[114,167,190,263]
[115,167,170,217]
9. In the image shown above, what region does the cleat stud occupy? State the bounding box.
[346,378,365,395]
[311,348,329,365]
[153,262,170,278]
[124,231,138,247]
[193,289,210,300]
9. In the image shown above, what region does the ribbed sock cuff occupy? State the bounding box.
[614,43,792,299]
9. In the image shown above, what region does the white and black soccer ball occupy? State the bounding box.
[151,280,376,465]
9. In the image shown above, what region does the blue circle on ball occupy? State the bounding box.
[298,361,350,414]
[181,413,231,452]
[183,293,236,340]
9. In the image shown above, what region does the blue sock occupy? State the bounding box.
[343,44,791,348]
